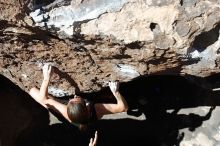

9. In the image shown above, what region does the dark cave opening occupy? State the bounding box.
[35,0,55,5]
[150,22,158,31]
[28,0,58,11]
[1,74,220,146]
[124,41,144,49]
[180,0,183,6]
[30,0,72,10]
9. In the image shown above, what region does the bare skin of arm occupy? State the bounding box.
[29,64,52,107]
[95,81,129,119]
[30,65,128,121]
[29,64,71,122]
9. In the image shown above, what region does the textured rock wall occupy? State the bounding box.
[0,0,220,95]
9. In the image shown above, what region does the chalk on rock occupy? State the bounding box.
[116,64,140,78]
[48,87,70,97]
[29,9,41,18]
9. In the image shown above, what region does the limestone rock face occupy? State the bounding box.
[0,0,220,95]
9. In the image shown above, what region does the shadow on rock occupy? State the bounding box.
[1,74,219,146]
[93,106,215,146]
[83,74,220,109]
[83,74,219,146]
